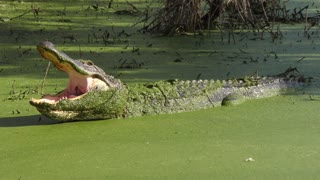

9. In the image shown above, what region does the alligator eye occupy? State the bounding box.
[80,60,94,66]
[86,61,93,66]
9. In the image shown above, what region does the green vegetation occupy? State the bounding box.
[0,0,319,179]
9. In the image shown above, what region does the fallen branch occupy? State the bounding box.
[11,5,40,20]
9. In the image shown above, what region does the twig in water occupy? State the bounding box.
[9,80,16,95]
[239,48,249,54]
[127,1,139,12]
[297,56,305,62]
[196,73,202,80]
[309,95,317,101]
[9,5,40,21]
[78,44,83,58]
[108,0,114,8]
[41,62,51,94]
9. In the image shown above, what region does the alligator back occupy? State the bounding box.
[124,70,307,118]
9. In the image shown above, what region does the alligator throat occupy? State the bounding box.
[30,41,310,122]
[38,75,93,104]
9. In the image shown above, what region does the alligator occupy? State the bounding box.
[30,41,309,122]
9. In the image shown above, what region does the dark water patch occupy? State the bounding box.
[0,115,57,127]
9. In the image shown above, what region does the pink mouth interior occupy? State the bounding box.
[40,73,93,104]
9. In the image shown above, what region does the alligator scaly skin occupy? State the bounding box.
[124,74,306,118]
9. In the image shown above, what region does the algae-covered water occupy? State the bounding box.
[0,0,320,179]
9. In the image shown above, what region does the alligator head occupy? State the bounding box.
[30,41,124,121]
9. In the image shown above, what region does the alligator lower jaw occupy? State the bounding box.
[30,93,85,105]
[29,91,85,121]
[43,110,80,121]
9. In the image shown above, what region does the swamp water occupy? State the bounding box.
[0,1,319,179]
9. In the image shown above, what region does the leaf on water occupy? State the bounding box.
[1,17,11,22]
[245,157,255,162]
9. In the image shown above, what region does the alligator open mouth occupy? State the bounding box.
[31,73,101,104]
[30,41,110,105]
